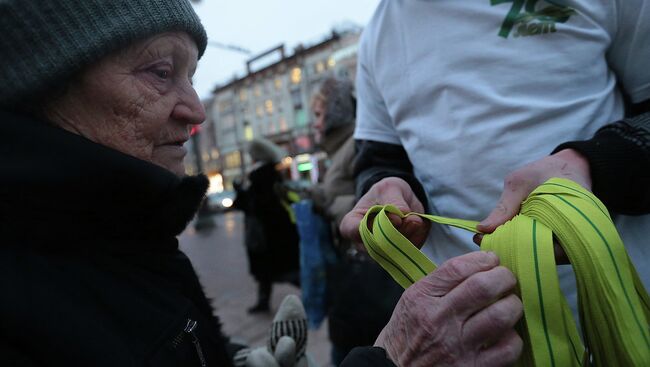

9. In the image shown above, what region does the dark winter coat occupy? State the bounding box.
[0,110,235,366]
[233,162,299,283]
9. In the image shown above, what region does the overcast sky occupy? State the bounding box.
[190,0,380,100]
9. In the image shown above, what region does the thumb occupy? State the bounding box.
[273,336,297,367]
[246,347,281,367]
[477,191,526,234]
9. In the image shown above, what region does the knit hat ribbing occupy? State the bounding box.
[0,0,207,106]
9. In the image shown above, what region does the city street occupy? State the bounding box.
[179,211,332,366]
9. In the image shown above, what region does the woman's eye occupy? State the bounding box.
[152,69,170,80]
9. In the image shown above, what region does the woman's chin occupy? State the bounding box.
[152,146,188,176]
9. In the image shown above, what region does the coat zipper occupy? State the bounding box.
[172,318,207,367]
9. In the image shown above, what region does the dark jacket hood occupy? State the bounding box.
[0,109,209,248]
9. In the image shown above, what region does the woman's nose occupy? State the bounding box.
[172,84,206,125]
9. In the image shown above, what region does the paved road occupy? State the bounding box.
[179,211,332,366]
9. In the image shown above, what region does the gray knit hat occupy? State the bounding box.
[248,138,287,164]
[0,0,207,106]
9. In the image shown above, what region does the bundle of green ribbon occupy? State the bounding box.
[359,178,649,366]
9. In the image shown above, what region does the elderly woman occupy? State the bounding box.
[0,1,239,366]
[0,1,531,367]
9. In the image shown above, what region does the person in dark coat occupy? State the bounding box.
[233,138,301,313]
[0,1,533,367]
[0,1,239,365]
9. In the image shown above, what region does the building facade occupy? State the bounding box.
[203,29,360,189]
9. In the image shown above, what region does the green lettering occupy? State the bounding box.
[529,23,541,35]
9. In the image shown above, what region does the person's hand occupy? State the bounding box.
[339,177,431,250]
[475,149,591,264]
[375,251,523,367]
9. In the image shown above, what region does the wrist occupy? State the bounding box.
[374,328,397,365]
[554,147,589,165]
[553,148,591,182]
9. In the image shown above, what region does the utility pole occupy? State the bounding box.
[191,126,216,231]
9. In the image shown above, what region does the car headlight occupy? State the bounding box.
[221,197,233,208]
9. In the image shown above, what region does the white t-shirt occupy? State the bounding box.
[355,0,650,304]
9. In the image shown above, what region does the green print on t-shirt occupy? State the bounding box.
[491,0,576,38]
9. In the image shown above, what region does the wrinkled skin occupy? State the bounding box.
[338,149,591,365]
[45,32,205,176]
[474,148,591,263]
[375,252,523,367]
[339,177,431,250]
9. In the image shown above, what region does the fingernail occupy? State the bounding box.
[485,251,499,263]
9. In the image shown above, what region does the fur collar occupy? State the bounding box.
[320,123,355,156]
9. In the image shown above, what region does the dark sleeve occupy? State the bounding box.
[340,346,397,367]
[354,139,429,212]
[552,100,650,215]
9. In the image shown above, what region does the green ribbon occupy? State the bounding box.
[360,178,649,366]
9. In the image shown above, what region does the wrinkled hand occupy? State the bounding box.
[376,251,523,367]
[339,177,431,250]
[475,149,592,264]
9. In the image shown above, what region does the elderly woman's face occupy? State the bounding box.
[46,32,205,176]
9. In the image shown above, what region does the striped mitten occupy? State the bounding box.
[269,295,308,366]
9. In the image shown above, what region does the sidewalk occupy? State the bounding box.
[179,211,333,366]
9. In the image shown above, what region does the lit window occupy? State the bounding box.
[275,78,282,90]
[265,99,274,114]
[279,116,288,131]
[211,148,220,159]
[244,125,254,141]
[327,57,336,68]
[226,152,241,168]
[256,105,264,117]
[316,61,325,74]
[290,67,302,84]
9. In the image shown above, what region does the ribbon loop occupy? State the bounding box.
[359,178,649,366]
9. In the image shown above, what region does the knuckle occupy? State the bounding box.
[507,294,524,316]
[375,177,404,194]
[496,266,517,289]
[465,274,493,300]
[439,257,469,282]
[489,297,521,328]
[502,334,524,362]
[374,178,392,192]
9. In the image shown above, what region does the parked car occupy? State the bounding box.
[206,190,235,213]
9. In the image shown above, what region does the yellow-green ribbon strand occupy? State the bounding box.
[359,178,649,366]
